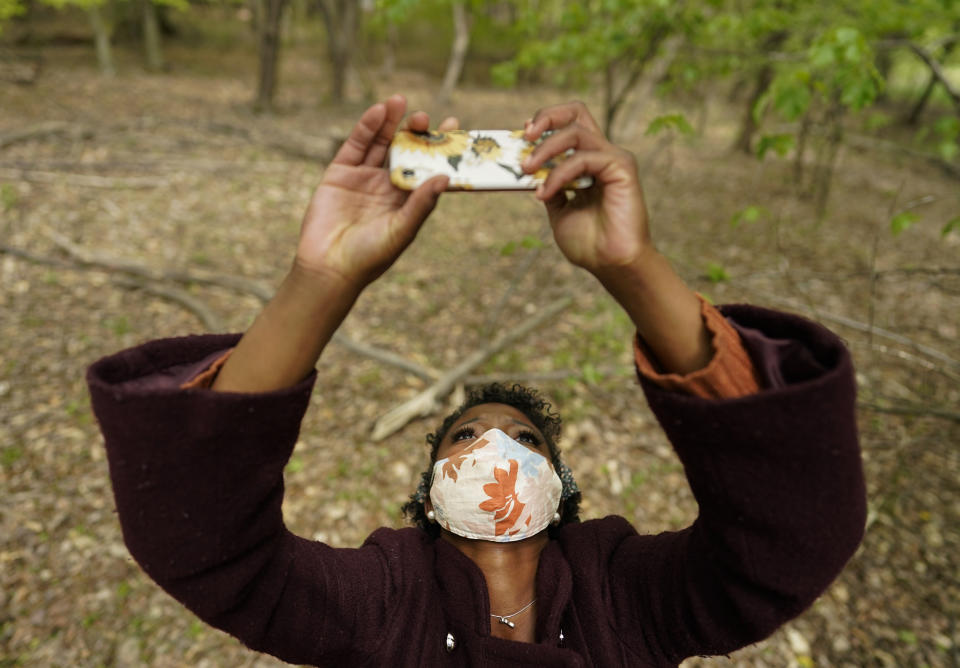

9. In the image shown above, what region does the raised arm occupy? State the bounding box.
[213,95,451,392]
[522,101,711,376]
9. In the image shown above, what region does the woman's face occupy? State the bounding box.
[434,402,551,464]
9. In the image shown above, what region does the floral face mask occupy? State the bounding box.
[429,428,562,542]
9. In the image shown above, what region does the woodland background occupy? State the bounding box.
[1,0,959,666]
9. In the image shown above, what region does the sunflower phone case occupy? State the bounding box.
[388,129,593,191]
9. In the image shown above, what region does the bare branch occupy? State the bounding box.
[371,296,573,441]
[0,168,167,189]
[113,277,224,331]
[331,332,438,382]
[906,41,960,110]
[859,401,960,423]
[11,235,437,379]
[750,292,960,371]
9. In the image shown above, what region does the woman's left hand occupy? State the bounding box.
[521,101,655,283]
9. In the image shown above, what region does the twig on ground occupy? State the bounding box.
[0,121,85,150]
[371,296,573,441]
[858,401,960,423]
[463,365,628,385]
[331,332,438,382]
[0,168,168,189]
[480,226,550,337]
[5,237,438,380]
[749,292,960,371]
[113,277,224,331]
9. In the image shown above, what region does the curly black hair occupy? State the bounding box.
[401,383,581,539]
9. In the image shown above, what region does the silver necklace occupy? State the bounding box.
[491,598,537,629]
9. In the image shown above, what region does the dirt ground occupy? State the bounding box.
[1,41,959,667]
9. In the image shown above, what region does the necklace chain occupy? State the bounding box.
[491,598,537,629]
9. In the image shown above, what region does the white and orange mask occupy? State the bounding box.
[429,428,562,542]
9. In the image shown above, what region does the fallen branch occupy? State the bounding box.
[0,121,87,150]
[0,117,341,163]
[6,236,437,379]
[0,168,167,189]
[858,401,960,423]
[463,365,627,385]
[331,332,438,382]
[113,277,224,331]
[42,227,275,300]
[370,295,573,441]
[749,292,960,371]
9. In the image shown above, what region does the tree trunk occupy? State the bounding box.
[437,0,471,105]
[88,4,115,77]
[381,21,398,78]
[319,0,359,103]
[733,63,774,154]
[733,31,788,154]
[254,0,287,112]
[141,0,165,72]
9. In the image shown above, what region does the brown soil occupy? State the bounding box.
[1,43,958,667]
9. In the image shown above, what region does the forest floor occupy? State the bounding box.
[1,40,959,668]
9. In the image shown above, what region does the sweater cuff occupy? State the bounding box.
[633,296,761,399]
[179,349,233,390]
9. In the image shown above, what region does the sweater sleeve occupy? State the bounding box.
[86,334,426,665]
[605,305,866,663]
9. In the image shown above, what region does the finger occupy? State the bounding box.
[525,101,603,142]
[536,150,633,201]
[397,175,449,233]
[331,101,389,166]
[363,94,408,167]
[437,116,460,132]
[522,123,607,174]
[405,111,431,133]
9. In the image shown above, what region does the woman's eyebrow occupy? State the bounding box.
[510,418,537,431]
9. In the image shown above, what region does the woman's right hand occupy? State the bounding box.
[294,95,453,292]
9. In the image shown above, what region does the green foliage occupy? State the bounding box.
[705,262,730,283]
[942,217,960,238]
[1,183,17,210]
[730,205,768,228]
[755,133,794,159]
[890,211,918,236]
[645,113,695,137]
[0,0,25,29]
[500,234,543,256]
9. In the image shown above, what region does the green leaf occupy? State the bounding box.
[500,240,519,256]
[285,457,303,474]
[520,235,544,250]
[730,205,767,228]
[580,363,602,385]
[705,262,730,283]
[938,141,958,162]
[890,212,918,236]
[645,113,695,137]
[756,134,794,160]
[942,217,960,237]
[897,629,918,645]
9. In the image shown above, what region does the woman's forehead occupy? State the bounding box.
[454,402,535,427]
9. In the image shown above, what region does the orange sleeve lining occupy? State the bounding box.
[633,296,761,399]
[179,350,233,390]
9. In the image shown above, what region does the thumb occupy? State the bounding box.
[397,175,449,232]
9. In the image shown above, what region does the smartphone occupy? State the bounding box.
[388,129,593,191]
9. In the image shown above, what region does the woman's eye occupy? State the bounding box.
[452,427,475,442]
[516,430,541,446]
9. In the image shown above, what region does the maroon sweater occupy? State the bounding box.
[87,305,865,667]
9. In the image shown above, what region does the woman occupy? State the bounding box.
[88,96,865,666]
